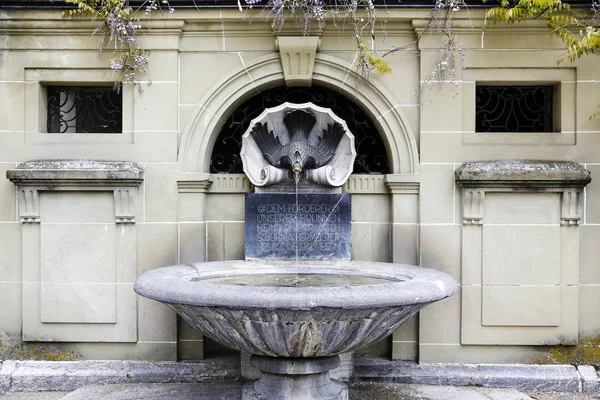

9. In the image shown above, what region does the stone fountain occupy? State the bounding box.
[135,102,458,400]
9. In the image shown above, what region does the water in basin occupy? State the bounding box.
[198,273,401,287]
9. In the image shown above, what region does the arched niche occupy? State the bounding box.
[178,53,419,175]
[210,85,390,175]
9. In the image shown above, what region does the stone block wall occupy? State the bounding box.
[0,7,598,365]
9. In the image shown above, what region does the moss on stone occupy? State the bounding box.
[533,336,600,368]
[0,340,81,361]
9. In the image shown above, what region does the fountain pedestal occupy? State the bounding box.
[243,355,348,400]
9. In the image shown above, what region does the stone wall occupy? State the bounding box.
[0,8,599,364]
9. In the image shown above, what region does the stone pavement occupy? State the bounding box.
[1,382,600,400]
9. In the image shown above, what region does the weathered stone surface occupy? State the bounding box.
[0,359,240,393]
[6,160,144,186]
[244,356,348,400]
[9,361,130,392]
[350,382,532,400]
[354,359,581,392]
[135,260,457,358]
[126,358,240,384]
[1,360,596,396]
[61,383,241,400]
[455,160,591,187]
[0,361,16,392]
[245,193,351,260]
[578,365,599,393]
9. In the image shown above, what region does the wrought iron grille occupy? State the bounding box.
[475,85,554,133]
[210,85,389,174]
[47,86,123,133]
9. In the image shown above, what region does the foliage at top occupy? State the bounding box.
[486,0,600,63]
[64,0,173,92]
[62,0,470,94]
[245,0,465,92]
[242,0,392,78]
[486,0,600,117]
[63,0,598,109]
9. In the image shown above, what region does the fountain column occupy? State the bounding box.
[243,356,347,400]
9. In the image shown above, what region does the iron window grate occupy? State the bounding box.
[47,86,123,134]
[475,85,554,133]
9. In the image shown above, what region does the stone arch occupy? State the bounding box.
[178,53,419,175]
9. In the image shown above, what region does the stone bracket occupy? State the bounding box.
[17,188,40,223]
[462,188,485,225]
[276,36,320,87]
[459,187,584,226]
[114,188,137,224]
[7,160,144,224]
[561,189,583,226]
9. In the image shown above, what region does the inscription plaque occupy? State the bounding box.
[245,193,351,260]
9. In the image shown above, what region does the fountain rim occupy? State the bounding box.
[134,260,458,310]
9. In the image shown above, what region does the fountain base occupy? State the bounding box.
[242,355,348,400]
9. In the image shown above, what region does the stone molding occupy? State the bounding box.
[345,175,388,194]
[186,174,418,195]
[208,174,252,193]
[7,160,144,224]
[179,53,419,175]
[177,181,213,193]
[455,160,591,226]
[2,357,598,394]
[385,174,420,195]
[276,36,320,87]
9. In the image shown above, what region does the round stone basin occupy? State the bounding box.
[134,260,457,358]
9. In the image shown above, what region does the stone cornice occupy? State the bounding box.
[385,174,420,195]
[455,160,591,226]
[7,160,143,224]
[455,160,591,189]
[7,160,144,187]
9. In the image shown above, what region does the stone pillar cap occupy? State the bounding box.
[455,160,591,187]
[7,160,143,186]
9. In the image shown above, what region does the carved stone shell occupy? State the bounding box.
[240,102,357,187]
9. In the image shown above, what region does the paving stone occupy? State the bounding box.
[0,392,68,399]
[354,359,580,392]
[1,359,240,393]
[349,382,531,400]
[61,383,241,400]
[578,366,600,393]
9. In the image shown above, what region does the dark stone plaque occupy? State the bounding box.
[245,193,351,260]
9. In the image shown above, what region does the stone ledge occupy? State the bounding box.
[0,357,241,393]
[455,160,591,188]
[6,160,144,187]
[578,365,600,393]
[1,358,597,393]
[354,358,592,393]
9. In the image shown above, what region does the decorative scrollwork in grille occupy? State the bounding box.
[210,86,389,174]
[47,86,122,133]
[475,85,554,133]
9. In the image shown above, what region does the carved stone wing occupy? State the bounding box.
[283,109,317,140]
[249,122,288,168]
[309,122,345,168]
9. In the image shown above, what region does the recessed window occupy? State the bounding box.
[47,86,122,134]
[476,85,554,133]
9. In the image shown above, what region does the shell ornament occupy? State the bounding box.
[240,103,357,187]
